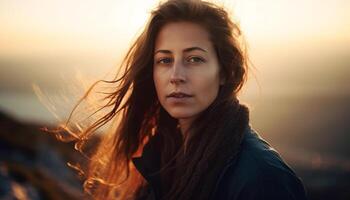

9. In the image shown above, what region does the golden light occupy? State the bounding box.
[0,0,348,59]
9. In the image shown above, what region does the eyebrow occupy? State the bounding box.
[154,46,207,55]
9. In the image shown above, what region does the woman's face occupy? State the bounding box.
[153,21,223,125]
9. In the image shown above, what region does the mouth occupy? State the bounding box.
[167,92,193,98]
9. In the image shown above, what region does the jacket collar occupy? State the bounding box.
[132,134,162,197]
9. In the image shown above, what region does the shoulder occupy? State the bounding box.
[215,125,308,200]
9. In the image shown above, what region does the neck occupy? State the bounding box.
[178,117,196,153]
[178,117,195,137]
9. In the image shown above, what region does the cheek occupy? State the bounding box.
[193,71,221,103]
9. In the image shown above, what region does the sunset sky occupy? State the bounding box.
[0,0,349,122]
[1,0,349,91]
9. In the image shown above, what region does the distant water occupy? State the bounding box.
[0,92,58,124]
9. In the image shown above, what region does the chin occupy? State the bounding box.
[166,108,199,120]
[169,112,192,119]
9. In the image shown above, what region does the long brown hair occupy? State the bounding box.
[61,0,249,199]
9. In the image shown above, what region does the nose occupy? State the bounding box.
[170,60,186,84]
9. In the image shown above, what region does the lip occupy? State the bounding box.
[167,92,193,98]
[167,95,193,104]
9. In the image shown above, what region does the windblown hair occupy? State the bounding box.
[62,0,249,199]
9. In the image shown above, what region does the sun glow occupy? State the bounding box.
[0,0,157,58]
[0,0,348,58]
[0,0,349,97]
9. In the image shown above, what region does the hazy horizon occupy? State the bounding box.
[1,0,349,119]
[1,0,349,94]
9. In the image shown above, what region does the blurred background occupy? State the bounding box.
[0,0,349,199]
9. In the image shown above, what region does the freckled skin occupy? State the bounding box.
[153,22,224,130]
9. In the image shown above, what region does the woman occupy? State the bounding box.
[64,0,308,199]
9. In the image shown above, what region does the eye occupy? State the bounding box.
[155,57,173,65]
[187,56,205,63]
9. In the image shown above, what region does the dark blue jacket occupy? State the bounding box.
[132,125,308,200]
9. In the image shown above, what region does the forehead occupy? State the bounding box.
[154,21,213,52]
